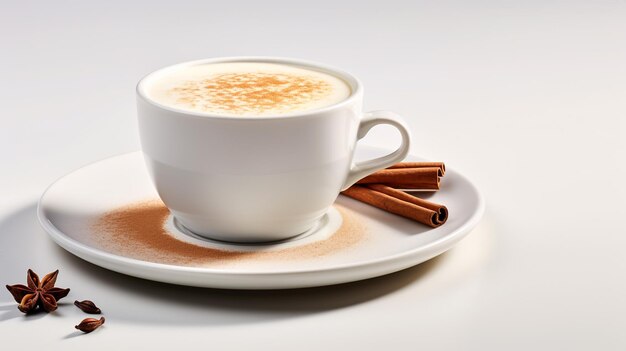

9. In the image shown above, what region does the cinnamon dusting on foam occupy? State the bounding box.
[171,72,333,115]
[145,62,351,116]
[91,199,365,267]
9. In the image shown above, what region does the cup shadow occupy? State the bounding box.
[0,202,447,326]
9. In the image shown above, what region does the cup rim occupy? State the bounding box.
[136,56,363,120]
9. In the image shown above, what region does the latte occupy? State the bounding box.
[145,62,351,116]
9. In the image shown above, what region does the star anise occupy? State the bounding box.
[5,269,70,313]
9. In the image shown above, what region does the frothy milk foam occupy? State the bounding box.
[145,62,352,116]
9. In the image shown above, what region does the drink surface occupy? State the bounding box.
[145,62,351,116]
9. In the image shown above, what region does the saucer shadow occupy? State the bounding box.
[0,202,447,326]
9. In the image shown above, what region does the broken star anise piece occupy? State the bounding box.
[5,269,70,314]
[74,300,102,314]
[75,317,105,333]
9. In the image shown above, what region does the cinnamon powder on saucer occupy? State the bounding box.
[92,200,365,267]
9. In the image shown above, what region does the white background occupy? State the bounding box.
[1,1,625,349]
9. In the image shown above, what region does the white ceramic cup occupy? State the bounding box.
[136,57,411,243]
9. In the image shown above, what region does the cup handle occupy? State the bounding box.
[341,110,412,190]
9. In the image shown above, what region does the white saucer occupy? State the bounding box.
[37,146,484,289]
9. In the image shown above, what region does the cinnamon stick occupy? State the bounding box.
[341,185,445,227]
[356,167,441,190]
[388,162,445,176]
[366,184,447,225]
